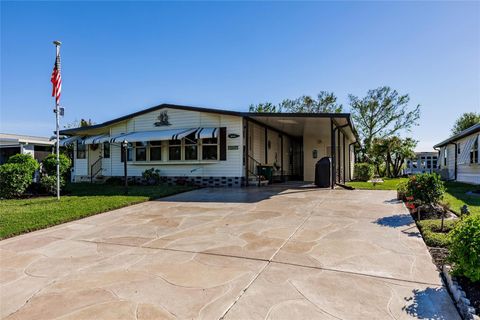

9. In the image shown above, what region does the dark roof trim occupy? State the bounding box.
[433,123,480,148]
[59,103,358,140]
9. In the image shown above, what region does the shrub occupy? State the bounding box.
[397,181,408,200]
[40,175,66,196]
[354,163,374,181]
[0,163,32,198]
[42,154,71,177]
[417,219,456,248]
[105,177,124,185]
[142,168,161,185]
[448,214,480,282]
[7,153,39,176]
[406,173,445,206]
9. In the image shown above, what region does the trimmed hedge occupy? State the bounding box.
[417,219,456,248]
[354,163,374,181]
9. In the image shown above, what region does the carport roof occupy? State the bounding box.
[59,103,358,142]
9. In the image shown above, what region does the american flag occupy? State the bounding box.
[51,49,62,104]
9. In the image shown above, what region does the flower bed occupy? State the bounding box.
[399,173,479,317]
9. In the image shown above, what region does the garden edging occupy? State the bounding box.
[443,265,479,320]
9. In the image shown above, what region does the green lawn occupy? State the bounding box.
[443,181,480,215]
[347,177,479,215]
[346,177,408,190]
[0,183,195,239]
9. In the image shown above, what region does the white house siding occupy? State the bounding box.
[97,108,244,183]
[72,143,88,178]
[456,135,480,185]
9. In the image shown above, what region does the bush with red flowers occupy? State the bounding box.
[406,173,445,208]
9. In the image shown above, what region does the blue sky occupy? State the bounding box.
[1,1,479,151]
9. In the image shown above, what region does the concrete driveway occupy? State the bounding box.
[1,185,460,319]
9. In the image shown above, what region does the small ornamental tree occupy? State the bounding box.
[448,214,480,282]
[406,173,445,207]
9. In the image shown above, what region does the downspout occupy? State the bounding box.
[343,134,346,183]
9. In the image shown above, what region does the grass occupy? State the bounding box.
[416,219,457,248]
[0,183,195,239]
[443,181,480,216]
[346,177,408,190]
[347,178,480,215]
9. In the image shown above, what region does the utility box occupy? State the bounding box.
[257,165,274,183]
[315,157,331,188]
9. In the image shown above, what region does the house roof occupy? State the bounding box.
[0,133,54,146]
[433,123,480,148]
[58,103,359,141]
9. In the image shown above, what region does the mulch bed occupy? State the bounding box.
[427,247,449,269]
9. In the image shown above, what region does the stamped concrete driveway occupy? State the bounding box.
[1,185,460,319]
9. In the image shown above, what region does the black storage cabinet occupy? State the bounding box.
[314,157,331,188]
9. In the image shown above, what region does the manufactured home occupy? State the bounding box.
[0,133,54,164]
[404,152,438,175]
[434,123,480,185]
[59,104,358,187]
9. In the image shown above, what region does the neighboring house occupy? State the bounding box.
[0,133,54,164]
[433,123,480,185]
[59,104,358,187]
[404,152,438,175]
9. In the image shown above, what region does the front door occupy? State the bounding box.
[88,144,102,175]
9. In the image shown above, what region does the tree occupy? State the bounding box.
[249,91,343,113]
[349,86,420,161]
[370,136,417,178]
[63,118,95,129]
[249,102,280,113]
[451,112,480,135]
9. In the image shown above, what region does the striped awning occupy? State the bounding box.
[59,136,81,147]
[110,128,197,143]
[458,135,479,164]
[82,134,110,145]
[195,128,218,139]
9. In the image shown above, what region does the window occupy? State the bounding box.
[150,141,162,161]
[103,142,110,158]
[77,141,86,159]
[121,143,133,162]
[202,138,218,160]
[169,139,181,160]
[471,137,478,164]
[135,142,147,161]
[444,148,447,166]
[184,133,198,160]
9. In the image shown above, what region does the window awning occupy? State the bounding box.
[82,134,110,145]
[195,128,218,139]
[458,135,479,164]
[110,128,197,143]
[59,136,81,147]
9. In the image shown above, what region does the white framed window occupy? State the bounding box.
[169,139,181,160]
[202,137,218,160]
[470,137,478,164]
[149,141,162,161]
[184,133,198,160]
[135,142,147,161]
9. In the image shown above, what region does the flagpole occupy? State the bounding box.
[53,40,61,200]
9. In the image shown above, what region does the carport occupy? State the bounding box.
[244,113,359,187]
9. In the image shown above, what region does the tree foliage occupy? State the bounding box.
[64,118,95,129]
[451,112,480,135]
[370,137,417,178]
[249,91,343,113]
[349,86,420,160]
